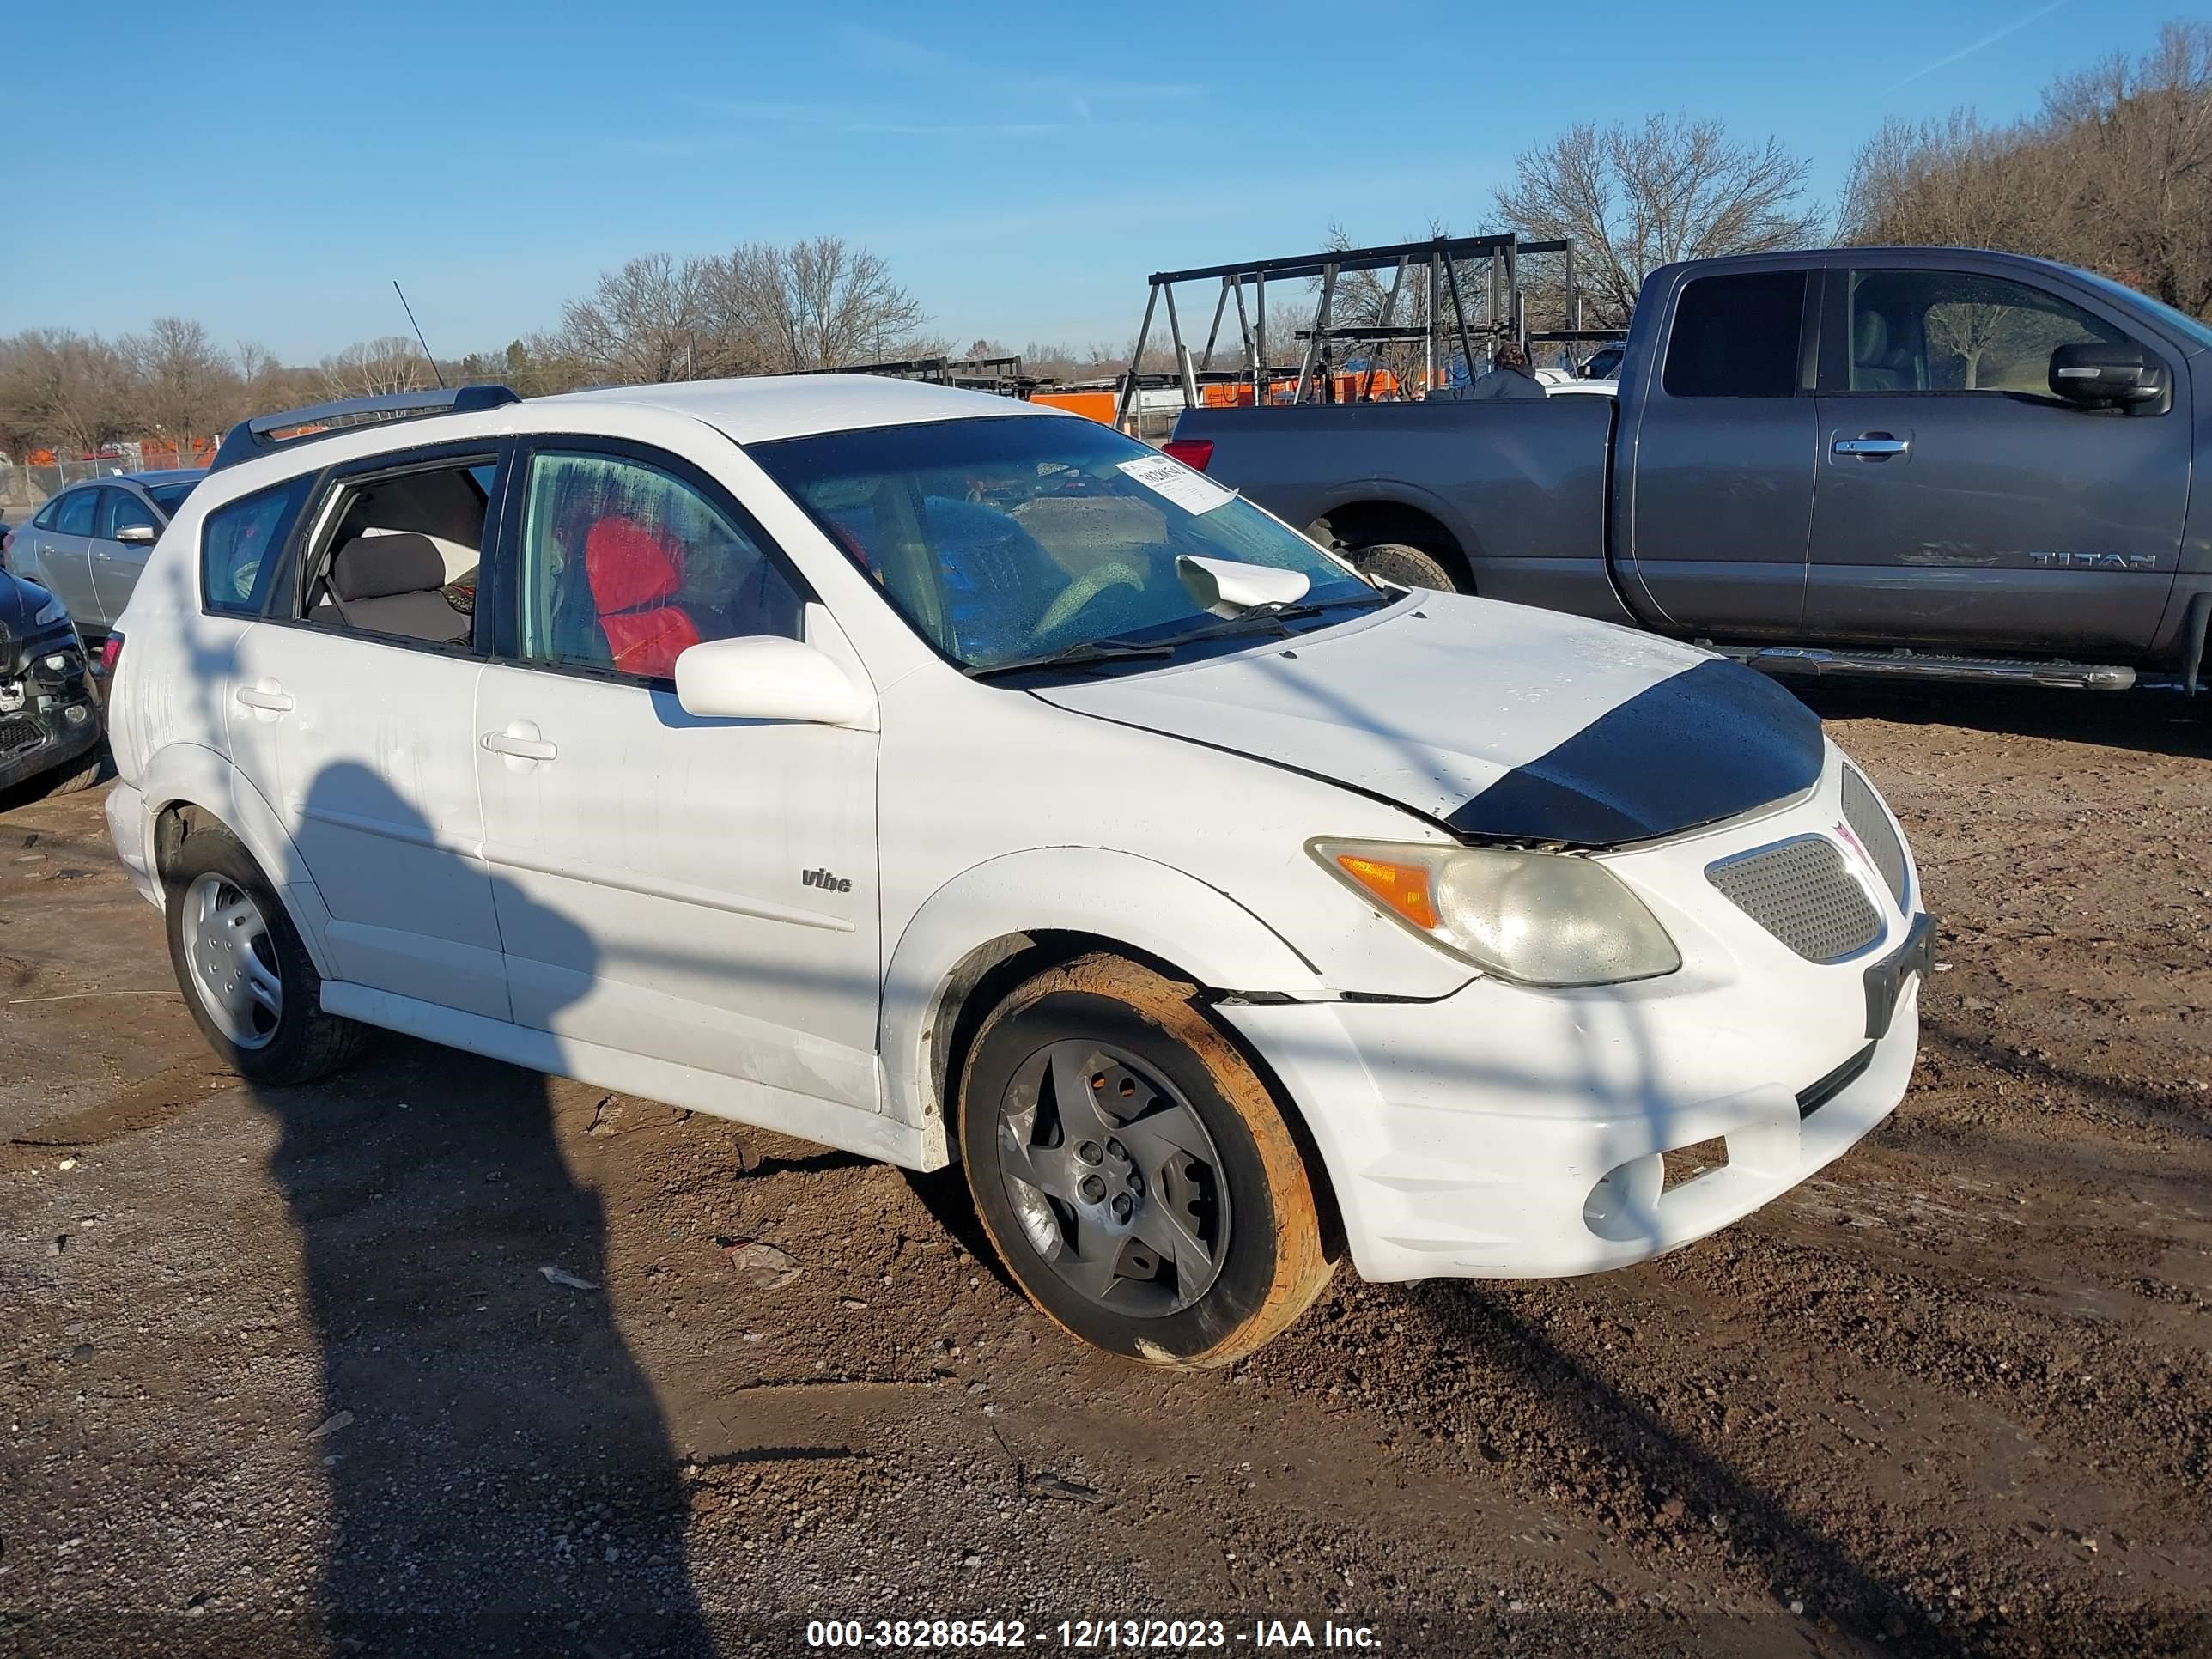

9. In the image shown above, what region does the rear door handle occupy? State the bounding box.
[1833,434,1910,458]
[234,680,295,713]
[482,725,557,763]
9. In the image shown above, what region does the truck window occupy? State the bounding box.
[1662,271,1806,398]
[1838,269,2124,395]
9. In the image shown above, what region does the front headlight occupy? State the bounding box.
[33,596,66,628]
[1310,838,1680,987]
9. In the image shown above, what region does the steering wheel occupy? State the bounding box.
[1031,560,1145,641]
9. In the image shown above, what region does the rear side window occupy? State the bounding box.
[1662,271,1808,398]
[202,477,313,617]
[52,489,98,537]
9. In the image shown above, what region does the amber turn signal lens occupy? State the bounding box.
[1333,854,1439,930]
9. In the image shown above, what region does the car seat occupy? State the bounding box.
[1851,310,1919,392]
[321,532,470,643]
[585,516,700,679]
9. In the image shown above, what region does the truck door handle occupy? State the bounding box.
[1833,434,1910,458]
[482,725,557,763]
[234,681,295,713]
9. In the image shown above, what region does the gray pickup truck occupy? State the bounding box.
[1167,247,2212,692]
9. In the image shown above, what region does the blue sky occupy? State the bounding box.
[0,0,2178,363]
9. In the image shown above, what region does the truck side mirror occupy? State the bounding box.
[2049,341,2170,410]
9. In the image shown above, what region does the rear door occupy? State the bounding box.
[22,488,99,623]
[89,486,160,630]
[1803,262,2187,651]
[1623,264,1820,636]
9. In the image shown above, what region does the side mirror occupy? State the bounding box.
[2050,341,2170,409]
[673,635,873,727]
[114,522,157,544]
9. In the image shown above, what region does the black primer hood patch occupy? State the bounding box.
[1448,658,1824,845]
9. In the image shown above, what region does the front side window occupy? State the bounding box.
[52,489,98,537]
[202,477,312,617]
[750,416,1379,671]
[517,448,805,680]
[1841,270,2124,395]
[97,488,157,540]
[1662,271,1807,398]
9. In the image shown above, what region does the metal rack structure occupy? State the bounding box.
[1115,233,1625,422]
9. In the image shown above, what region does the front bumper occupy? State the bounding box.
[0,628,100,792]
[1222,973,1920,1283]
[1222,743,1928,1284]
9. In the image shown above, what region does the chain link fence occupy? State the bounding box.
[1,441,212,518]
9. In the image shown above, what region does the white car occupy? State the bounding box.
[100,378,1930,1367]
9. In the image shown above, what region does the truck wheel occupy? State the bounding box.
[958,953,1334,1368]
[1347,542,1459,592]
[162,823,368,1087]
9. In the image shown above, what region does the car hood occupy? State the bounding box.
[1031,593,1826,846]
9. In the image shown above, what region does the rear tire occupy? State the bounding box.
[957,954,1334,1368]
[1346,541,1459,592]
[162,823,369,1086]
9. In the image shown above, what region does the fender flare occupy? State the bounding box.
[878,847,1328,1133]
[1307,480,1480,557]
[134,743,339,979]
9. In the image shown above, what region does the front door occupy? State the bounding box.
[1804,264,2188,651]
[472,441,882,1115]
[89,485,159,631]
[1625,264,1819,636]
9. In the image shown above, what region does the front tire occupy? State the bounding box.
[162,823,368,1086]
[958,954,1334,1368]
[39,744,104,797]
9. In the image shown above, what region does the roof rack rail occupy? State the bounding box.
[209,384,521,472]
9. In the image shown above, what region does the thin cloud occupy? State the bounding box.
[1881,0,2070,95]
[685,97,1071,138]
[836,21,1199,103]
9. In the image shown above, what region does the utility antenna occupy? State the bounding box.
[392,280,447,389]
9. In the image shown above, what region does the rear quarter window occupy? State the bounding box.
[202,476,313,617]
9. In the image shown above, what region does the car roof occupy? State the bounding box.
[58,468,207,491]
[538,374,1075,446]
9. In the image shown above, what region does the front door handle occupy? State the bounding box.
[234,680,295,714]
[482,722,558,763]
[1833,434,1911,458]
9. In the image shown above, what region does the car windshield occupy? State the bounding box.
[750,415,1381,671]
[2067,267,2212,354]
[147,482,199,515]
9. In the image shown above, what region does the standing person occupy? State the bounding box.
[1463,339,1546,401]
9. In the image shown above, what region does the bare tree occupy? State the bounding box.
[716,237,930,371]
[1493,115,1822,324]
[124,317,241,455]
[1839,23,2212,319]
[320,336,434,398]
[0,330,133,456]
[555,253,716,385]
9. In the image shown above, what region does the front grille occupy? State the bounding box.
[1706,836,1885,963]
[0,715,46,757]
[1841,766,1909,908]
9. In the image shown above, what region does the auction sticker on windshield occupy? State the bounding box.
[1116,453,1235,515]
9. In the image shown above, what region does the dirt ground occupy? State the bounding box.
[1,682,2208,1659]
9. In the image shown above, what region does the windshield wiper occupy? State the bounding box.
[967,637,1179,680]
[969,591,1390,680]
[1150,590,1391,646]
